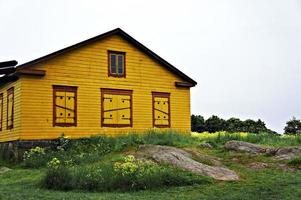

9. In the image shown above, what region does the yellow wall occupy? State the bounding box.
[2,34,191,142]
[0,81,22,142]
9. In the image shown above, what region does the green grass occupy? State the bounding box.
[193,131,301,147]
[288,155,301,168]
[21,130,198,169]
[2,157,301,200]
[2,131,301,199]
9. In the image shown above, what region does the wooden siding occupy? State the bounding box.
[0,81,21,142]
[12,34,191,141]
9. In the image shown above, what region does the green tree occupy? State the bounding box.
[204,115,226,133]
[225,118,242,132]
[284,117,301,134]
[191,115,205,132]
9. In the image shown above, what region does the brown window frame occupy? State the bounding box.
[7,87,14,130]
[101,88,133,127]
[53,85,78,127]
[108,50,126,78]
[0,93,3,131]
[152,92,171,128]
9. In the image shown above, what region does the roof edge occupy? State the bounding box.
[16,28,197,86]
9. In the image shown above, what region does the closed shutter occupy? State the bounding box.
[103,94,118,125]
[7,88,14,129]
[0,94,3,131]
[65,91,76,124]
[53,86,77,126]
[152,92,170,128]
[101,89,132,127]
[117,95,131,125]
[55,91,66,123]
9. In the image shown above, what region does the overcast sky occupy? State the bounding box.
[1,0,301,133]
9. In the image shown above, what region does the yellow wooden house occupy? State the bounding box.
[0,28,196,143]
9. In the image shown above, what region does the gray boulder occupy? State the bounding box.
[0,166,11,174]
[224,140,265,154]
[199,143,213,149]
[135,145,239,181]
[267,147,301,160]
[225,140,301,161]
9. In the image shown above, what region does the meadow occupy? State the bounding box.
[1,130,301,200]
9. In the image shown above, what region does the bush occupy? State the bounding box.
[22,147,50,168]
[42,167,73,190]
[41,155,211,192]
[288,155,301,168]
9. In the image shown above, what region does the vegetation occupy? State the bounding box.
[21,130,197,169]
[1,130,301,199]
[288,155,301,168]
[192,132,301,147]
[284,117,301,135]
[191,115,275,134]
[42,155,210,192]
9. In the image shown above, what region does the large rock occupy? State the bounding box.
[225,141,301,161]
[135,145,239,181]
[224,141,266,154]
[0,166,11,174]
[267,147,301,160]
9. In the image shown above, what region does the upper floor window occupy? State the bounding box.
[108,51,126,77]
[0,93,3,131]
[101,88,132,127]
[7,87,14,130]
[53,85,77,127]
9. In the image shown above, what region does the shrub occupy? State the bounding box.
[22,147,49,168]
[41,155,211,192]
[42,167,73,190]
[288,155,301,168]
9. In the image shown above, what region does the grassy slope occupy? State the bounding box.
[2,152,301,200]
[2,131,301,200]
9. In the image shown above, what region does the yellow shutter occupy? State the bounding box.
[154,97,162,126]
[153,94,170,127]
[65,91,75,123]
[7,93,13,127]
[55,91,66,123]
[117,95,131,125]
[0,96,2,128]
[161,97,169,126]
[103,94,118,125]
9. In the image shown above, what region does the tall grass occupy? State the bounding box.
[22,130,197,168]
[192,131,301,147]
[41,157,211,192]
[22,130,301,168]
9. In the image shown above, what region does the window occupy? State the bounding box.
[152,92,170,128]
[108,51,126,77]
[7,87,14,130]
[0,93,3,131]
[101,88,132,127]
[53,85,77,127]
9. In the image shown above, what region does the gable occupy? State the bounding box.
[14,28,196,86]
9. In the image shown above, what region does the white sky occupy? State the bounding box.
[1,0,301,133]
